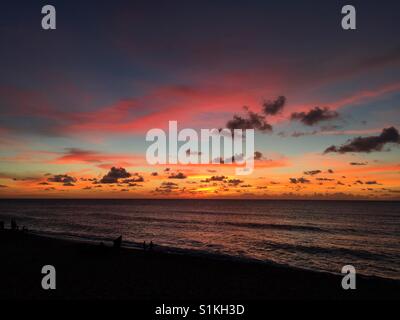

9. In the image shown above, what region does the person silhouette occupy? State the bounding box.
[149,241,154,251]
[11,219,17,231]
[113,235,122,248]
[143,241,147,251]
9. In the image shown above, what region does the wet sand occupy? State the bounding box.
[0,230,398,300]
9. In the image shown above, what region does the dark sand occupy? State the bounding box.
[0,230,398,300]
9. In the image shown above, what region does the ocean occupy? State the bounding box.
[0,199,399,280]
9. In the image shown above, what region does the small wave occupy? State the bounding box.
[262,240,390,261]
[224,221,327,232]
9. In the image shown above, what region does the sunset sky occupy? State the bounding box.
[1,0,400,199]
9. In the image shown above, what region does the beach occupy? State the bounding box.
[1,199,399,281]
[0,229,399,300]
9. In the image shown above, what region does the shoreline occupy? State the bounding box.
[27,228,399,282]
[1,229,399,300]
[1,198,400,202]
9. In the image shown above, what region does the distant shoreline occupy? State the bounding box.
[1,198,400,202]
[0,229,399,300]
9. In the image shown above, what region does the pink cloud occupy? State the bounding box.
[62,80,281,134]
[51,148,142,165]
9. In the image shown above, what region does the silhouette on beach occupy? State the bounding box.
[11,219,18,231]
[4,218,155,256]
[113,235,122,248]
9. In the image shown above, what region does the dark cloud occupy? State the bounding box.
[304,170,321,176]
[0,184,8,188]
[226,96,286,132]
[316,178,335,181]
[100,167,131,184]
[151,172,158,176]
[127,182,142,187]
[121,173,144,183]
[226,107,272,132]
[61,148,101,163]
[155,182,179,193]
[289,177,310,184]
[254,151,263,160]
[122,176,144,183]
[227,179,243,186]
[63,182,75,187]
[291,107,339,126]
[324,127,400,153]
[212,154,245,164]
[290,130,318,137]
[48,174,77,184]
[168,172,187,179]
[201,175,226,182]
[279,125,342,139]
[365,181,379,185]
[350,162,368,166]
[262,96,286,115]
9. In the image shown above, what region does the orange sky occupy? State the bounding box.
[1,1,400,200]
